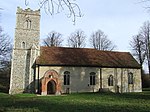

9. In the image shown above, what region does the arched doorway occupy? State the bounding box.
[41,70,61,95]
[47,80,56,94]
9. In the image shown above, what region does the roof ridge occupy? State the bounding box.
[40,46,129,53]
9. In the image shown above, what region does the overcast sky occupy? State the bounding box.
[1,0,150,52]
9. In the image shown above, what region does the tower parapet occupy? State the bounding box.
[17,7,40,15]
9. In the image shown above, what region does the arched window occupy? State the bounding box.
[28,20,31,29]
[25,19,31,29]
[22,42,25,49]
[108,75,113,86]
[90,72,96,85]
[49,75,53,78]
[64,71,70,85]
[128,72,133,84]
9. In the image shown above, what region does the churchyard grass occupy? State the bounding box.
[0,90,150,112]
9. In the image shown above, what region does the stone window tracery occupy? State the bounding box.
[108,75,113,86]
[64,71,70,85]
[90,72,96,85]
[128,72,133,84]
[25,18,31,29]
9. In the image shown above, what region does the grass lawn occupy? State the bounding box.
[0,91,150,112]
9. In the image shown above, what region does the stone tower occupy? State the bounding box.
[9,7,40,94]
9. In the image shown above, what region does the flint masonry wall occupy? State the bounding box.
[9,7,40,94]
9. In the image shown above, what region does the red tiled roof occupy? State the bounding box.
[36,47,141,68]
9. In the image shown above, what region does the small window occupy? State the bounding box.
[90,72,96,85]
[22,42,25,49]
[29,20,31,29]
[25,19,31,29]
[64,71,70,85]
[108,75,113,86]
[128,72,133,84]
[49,75,52,78]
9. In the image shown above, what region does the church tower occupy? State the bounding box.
[9,7,40,94]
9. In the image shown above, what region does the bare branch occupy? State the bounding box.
[90,30,116,51]
[138,0,150,12]
[25,0,82,24]
[43,31,63,47]
[25,0,29,6]
[0,27,12,70]
[67,29,86,48]
[130,34,146,66]
[139,21,150,74]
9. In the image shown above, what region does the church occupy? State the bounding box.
[9,7,142,95]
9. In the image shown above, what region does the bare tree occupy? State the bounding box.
[130,34,146,67]
[67,29,86,48]
[139,21,150,75]
[90,30,116,51]
[43,31,63,47]
[0,27,12,72]
[25,0,82,24]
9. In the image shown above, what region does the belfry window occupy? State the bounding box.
[64,71,70,85]
[25,19,31,29]
[128,72,133,84]
[108,75,113,86]
[90,72,96,85]
[22,42,26,49]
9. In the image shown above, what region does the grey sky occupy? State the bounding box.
[0,0,150,52]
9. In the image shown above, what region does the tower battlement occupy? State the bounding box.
[17,7,40,15]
